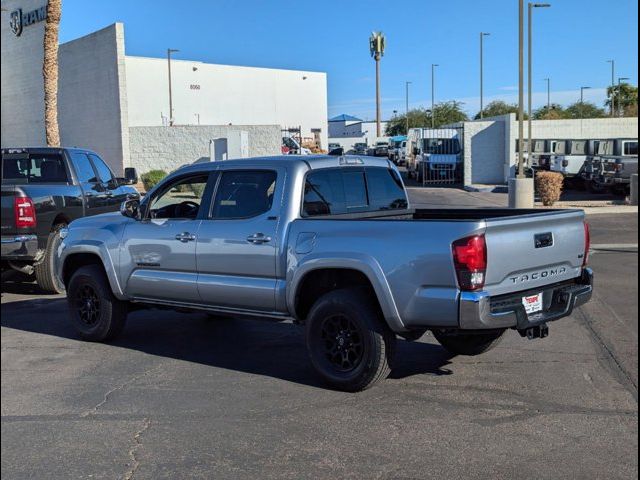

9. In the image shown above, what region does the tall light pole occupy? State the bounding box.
[431,64,439,128]
[479,32,490,119]
[517,0,525,179]
[580,86,591,119]
[607,60,615,117]
[544,77,551,112]
[167,48,179,126]
[528,3,551,163]
[405,81,411,135]
[616,77,629,117]
[369,32,386,137]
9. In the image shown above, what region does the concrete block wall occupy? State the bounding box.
[460,119,506,185]
[58,23,128,175]
[1,0,47,147]
[128,125,282,173]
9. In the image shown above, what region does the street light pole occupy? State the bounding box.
[580,86,591,119]
[480,32,490,119]
[528,3,551,166]
[607,60,615,117]
[167,48,179,126]
[517,0,524,178]
[405,81,411,135]
[431,64,438,128]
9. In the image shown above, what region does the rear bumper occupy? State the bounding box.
[1,234,39,260]
[459,268,593,330]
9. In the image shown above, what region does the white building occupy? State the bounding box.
[1,5,328,174]
[328,114,388,150]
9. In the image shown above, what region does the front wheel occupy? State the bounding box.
[306,288,395,392]
[67,265,127,342]
[432,330,504,356]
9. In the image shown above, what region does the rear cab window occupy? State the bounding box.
[303,167,408,217]
[1,151,68,184]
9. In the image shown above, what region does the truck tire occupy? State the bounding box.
[34,224,66,294]
[305,288,395,392]
[432,330,504,356]
[67,265,127,342]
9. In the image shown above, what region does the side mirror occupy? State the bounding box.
[120,198,141,219]
[124,167,138,185]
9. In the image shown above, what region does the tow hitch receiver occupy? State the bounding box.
[519,323,549,339]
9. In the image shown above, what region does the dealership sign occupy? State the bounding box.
[9,6,47,37]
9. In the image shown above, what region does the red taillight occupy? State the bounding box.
[583,221,590,267]
[14,197,36,229]
[452,234,487,291]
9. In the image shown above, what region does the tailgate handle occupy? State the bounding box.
[535,232,554,249]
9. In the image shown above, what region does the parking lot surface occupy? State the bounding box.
[1,195,637,479]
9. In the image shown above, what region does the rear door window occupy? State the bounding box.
[212,170,277,219]
[1,153,67,184]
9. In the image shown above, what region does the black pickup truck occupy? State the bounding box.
[1,147,139,292]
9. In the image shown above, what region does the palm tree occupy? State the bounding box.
[43,0,62,146]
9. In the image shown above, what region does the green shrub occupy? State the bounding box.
[140,170,167,192]
[535,171,564,206]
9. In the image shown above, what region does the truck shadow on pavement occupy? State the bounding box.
[1,295,454,389]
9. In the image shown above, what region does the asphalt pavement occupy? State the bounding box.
[1,195,637,479]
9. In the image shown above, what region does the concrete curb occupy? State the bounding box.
[535,204,638,215]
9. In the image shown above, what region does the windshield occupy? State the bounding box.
[421,138,461,155]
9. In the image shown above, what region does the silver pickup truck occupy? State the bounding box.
[57,155,593,391]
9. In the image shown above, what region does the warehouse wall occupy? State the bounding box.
[125,57,328,150]
[0,0,47,147]
[128,125,281,173]
[58,23,129,174]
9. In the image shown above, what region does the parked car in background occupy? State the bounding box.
[397,140,408,166]
[387,136,407,164]
[550,139,600,188]
[58,155,592,392]
[582,138,639,194]
[367,141,390,157]
[529,139,558,171]
[1,147,138,292]
[328,143,341,152]
[408,129,463,183]
[353,142,368,155]
[282,136,311,155]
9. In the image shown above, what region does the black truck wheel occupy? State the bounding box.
[34,224,66,294]
[433,330,504,356]
[305,288,395,392]
[67,265,127,342]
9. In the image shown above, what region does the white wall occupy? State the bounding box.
[58,23,129,174]
[125,57,328,150]
[128,125,281,173]
[1,0,47,147]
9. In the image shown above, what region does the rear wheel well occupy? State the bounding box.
[294,268,381,321]
[52,214,70,229]
[62,253,105,288]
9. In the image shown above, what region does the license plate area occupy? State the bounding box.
[522,292,543,314]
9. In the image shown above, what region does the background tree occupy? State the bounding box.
[564,101,606,119]
[474,100,527,120]
[385,102,468,135]
[605,83,638,117]
[532,103,566,120]
[43,0,62,146]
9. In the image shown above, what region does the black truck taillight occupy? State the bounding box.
[14,197,36,228]
[452,234,487,291]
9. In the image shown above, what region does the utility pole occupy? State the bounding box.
[405,81,411,135]
[517,0,524,179]
[544,77,551,112]
[528,3,550,165]
[431,64,438,128]
[607,60,615,117]
[167,48,179,126]
[369,32,386,137]
[480,33,490,119]
[580,86,591,119]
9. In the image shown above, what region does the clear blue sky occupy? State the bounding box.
[60,0,638,120]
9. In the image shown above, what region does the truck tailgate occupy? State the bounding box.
[484,210,586,296]
[1,185,16,236]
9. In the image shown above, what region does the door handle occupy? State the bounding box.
[175,232,196,242]
[246,233,271,244]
